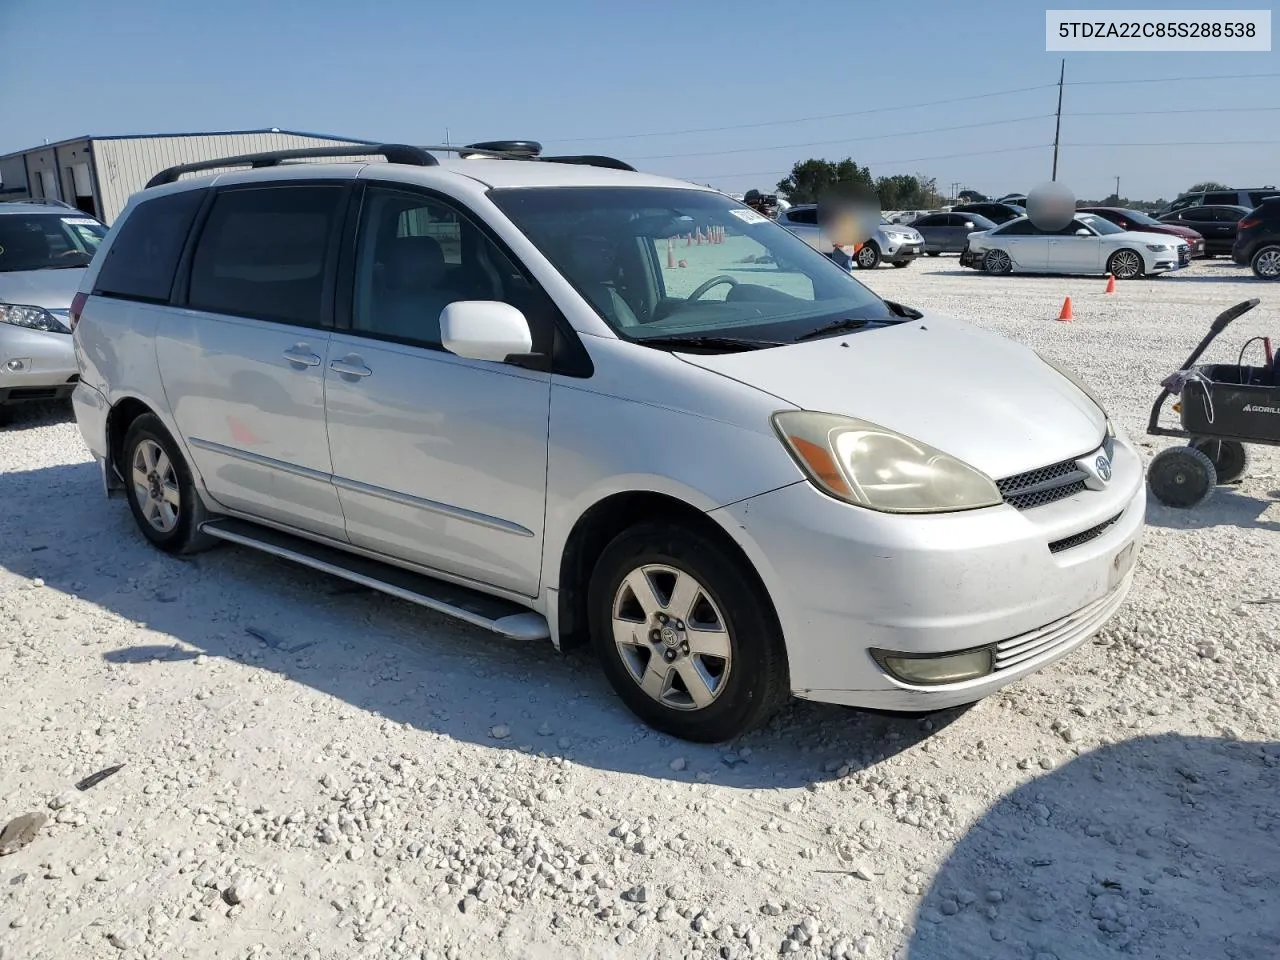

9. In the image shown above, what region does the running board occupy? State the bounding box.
[199,518,549,641]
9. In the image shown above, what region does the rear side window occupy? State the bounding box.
[188,185,345,326]
[1203,192,1238,206]
[94,190,205,303]
[786,207,818,226]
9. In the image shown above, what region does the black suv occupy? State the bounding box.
[1233,198,1280,280]
[950,201,1026,225]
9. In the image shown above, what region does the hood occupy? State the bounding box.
[0,267,86,310]
[1147,223,1202,241]
[676,313,1107,480]
[1116,229,1188,246]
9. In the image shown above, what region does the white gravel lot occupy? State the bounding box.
[1,256,1278,960]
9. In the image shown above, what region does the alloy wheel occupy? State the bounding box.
[1254,247,1280,279]
[611,564,732,711]
[1111,250,1141,279]
[131,438,180,533]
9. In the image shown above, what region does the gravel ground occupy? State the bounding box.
[1,256,1277,960]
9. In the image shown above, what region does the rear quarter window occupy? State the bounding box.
[93,189,206,303]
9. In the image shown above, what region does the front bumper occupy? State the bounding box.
[0,326,78,403]
[882,237,923,260]
[710,436,1145,711]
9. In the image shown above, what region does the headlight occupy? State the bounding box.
[1036,353,1108,418]
[771,411,1003,513]
[1145,243,1170,252]
[0,303,69,333]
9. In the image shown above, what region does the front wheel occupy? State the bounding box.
[1107,248,1144,280]
[983,249,1013,274]
[891,260,911,268]
[588,523,790,743]
[122,413,217,554]
[856,243,881,269]
[1251,244,1280,280]
[926,251,941,257]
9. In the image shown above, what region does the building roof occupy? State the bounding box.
[0,128,374,162]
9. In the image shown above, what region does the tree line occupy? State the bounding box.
[768,158,1224,211]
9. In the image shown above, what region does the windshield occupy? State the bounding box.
[1119,209,1163,227]
[0,213,106,272]
[1077,215,1124,236]
[489,187,894,346]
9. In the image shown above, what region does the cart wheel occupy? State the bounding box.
[1190,438,1250,485]
[1147,445,1217,508]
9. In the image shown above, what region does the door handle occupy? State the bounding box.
[282,345,322,367]
[329,355,372,378]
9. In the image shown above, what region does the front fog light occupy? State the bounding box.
[872,646,994,685]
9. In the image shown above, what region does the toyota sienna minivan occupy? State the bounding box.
[70,141,1144,742]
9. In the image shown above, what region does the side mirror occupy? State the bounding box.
[440,301,533,363]
[1075,228,1092,236]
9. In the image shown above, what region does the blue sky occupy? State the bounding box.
[2,0,1276,201]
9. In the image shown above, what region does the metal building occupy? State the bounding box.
[0,129,373,223]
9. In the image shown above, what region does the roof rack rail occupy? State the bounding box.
[420,140,635,172]
[1,196,78,209]
[144,143,436,188]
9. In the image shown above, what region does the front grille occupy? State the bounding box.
[997,458,1089,510]
[994,578,1130,672]
[1048,512,1122,554]
[1178,246,1191,265]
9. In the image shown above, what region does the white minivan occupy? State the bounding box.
[69,142,1144,742]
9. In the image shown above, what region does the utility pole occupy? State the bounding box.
[445,128,451,148]
[1051,58,1065,181]
[1114,176,1120,201]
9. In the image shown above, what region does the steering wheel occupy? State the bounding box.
[686,275,738,301]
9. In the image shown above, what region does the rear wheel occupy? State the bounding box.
[1107,248,1144,280]
[1190,438,1249,484]
[588,522,790,743]
[1251,244,1280,280]
[926,251,941,257]
[1147,445,1216,508]
[891,260,911,268]
[122,414,217,554]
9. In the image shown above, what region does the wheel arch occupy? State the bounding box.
[553,489,783,653]
[104,395,159,491]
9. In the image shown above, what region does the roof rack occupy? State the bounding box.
[0,196,78,209]
[144,143,436,188]
[143,140,637,190]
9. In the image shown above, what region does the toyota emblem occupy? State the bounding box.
[1095,455,1112,482]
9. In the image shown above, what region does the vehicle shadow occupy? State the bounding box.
[0,400,75,430]
[0,462,963,788]
[1144,487,1279,532]
[904,733,1280,959]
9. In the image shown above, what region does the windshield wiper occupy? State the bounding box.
[634,334,785,352]
[884,299,923,319]
[794,318,873,342]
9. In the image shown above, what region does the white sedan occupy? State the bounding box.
[959,213,1191,279]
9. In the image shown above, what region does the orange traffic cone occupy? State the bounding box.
[667,238,676,269]
[677,259,687,268]
[1104,273,1116,294]
[1057,297,1074,321]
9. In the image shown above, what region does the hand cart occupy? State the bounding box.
[1146,297,1278,507]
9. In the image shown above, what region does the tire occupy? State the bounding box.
[122,413,217,554]
[926,251,941,257]
[1251,244,1280,280]
[891,260,911,269]
[587,522,790,743]
[856,243,881,270]
[983,249,1012,274]
[1147,445,1216,508]
[1190,438,1249,484]
[1107,248,1144,280]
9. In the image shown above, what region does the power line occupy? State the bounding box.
[545,83,1057,144]
[628,114,1055,161]
[1065,71,1280,86]
[1067,104,1280,117]
[1067,139,1280,147]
